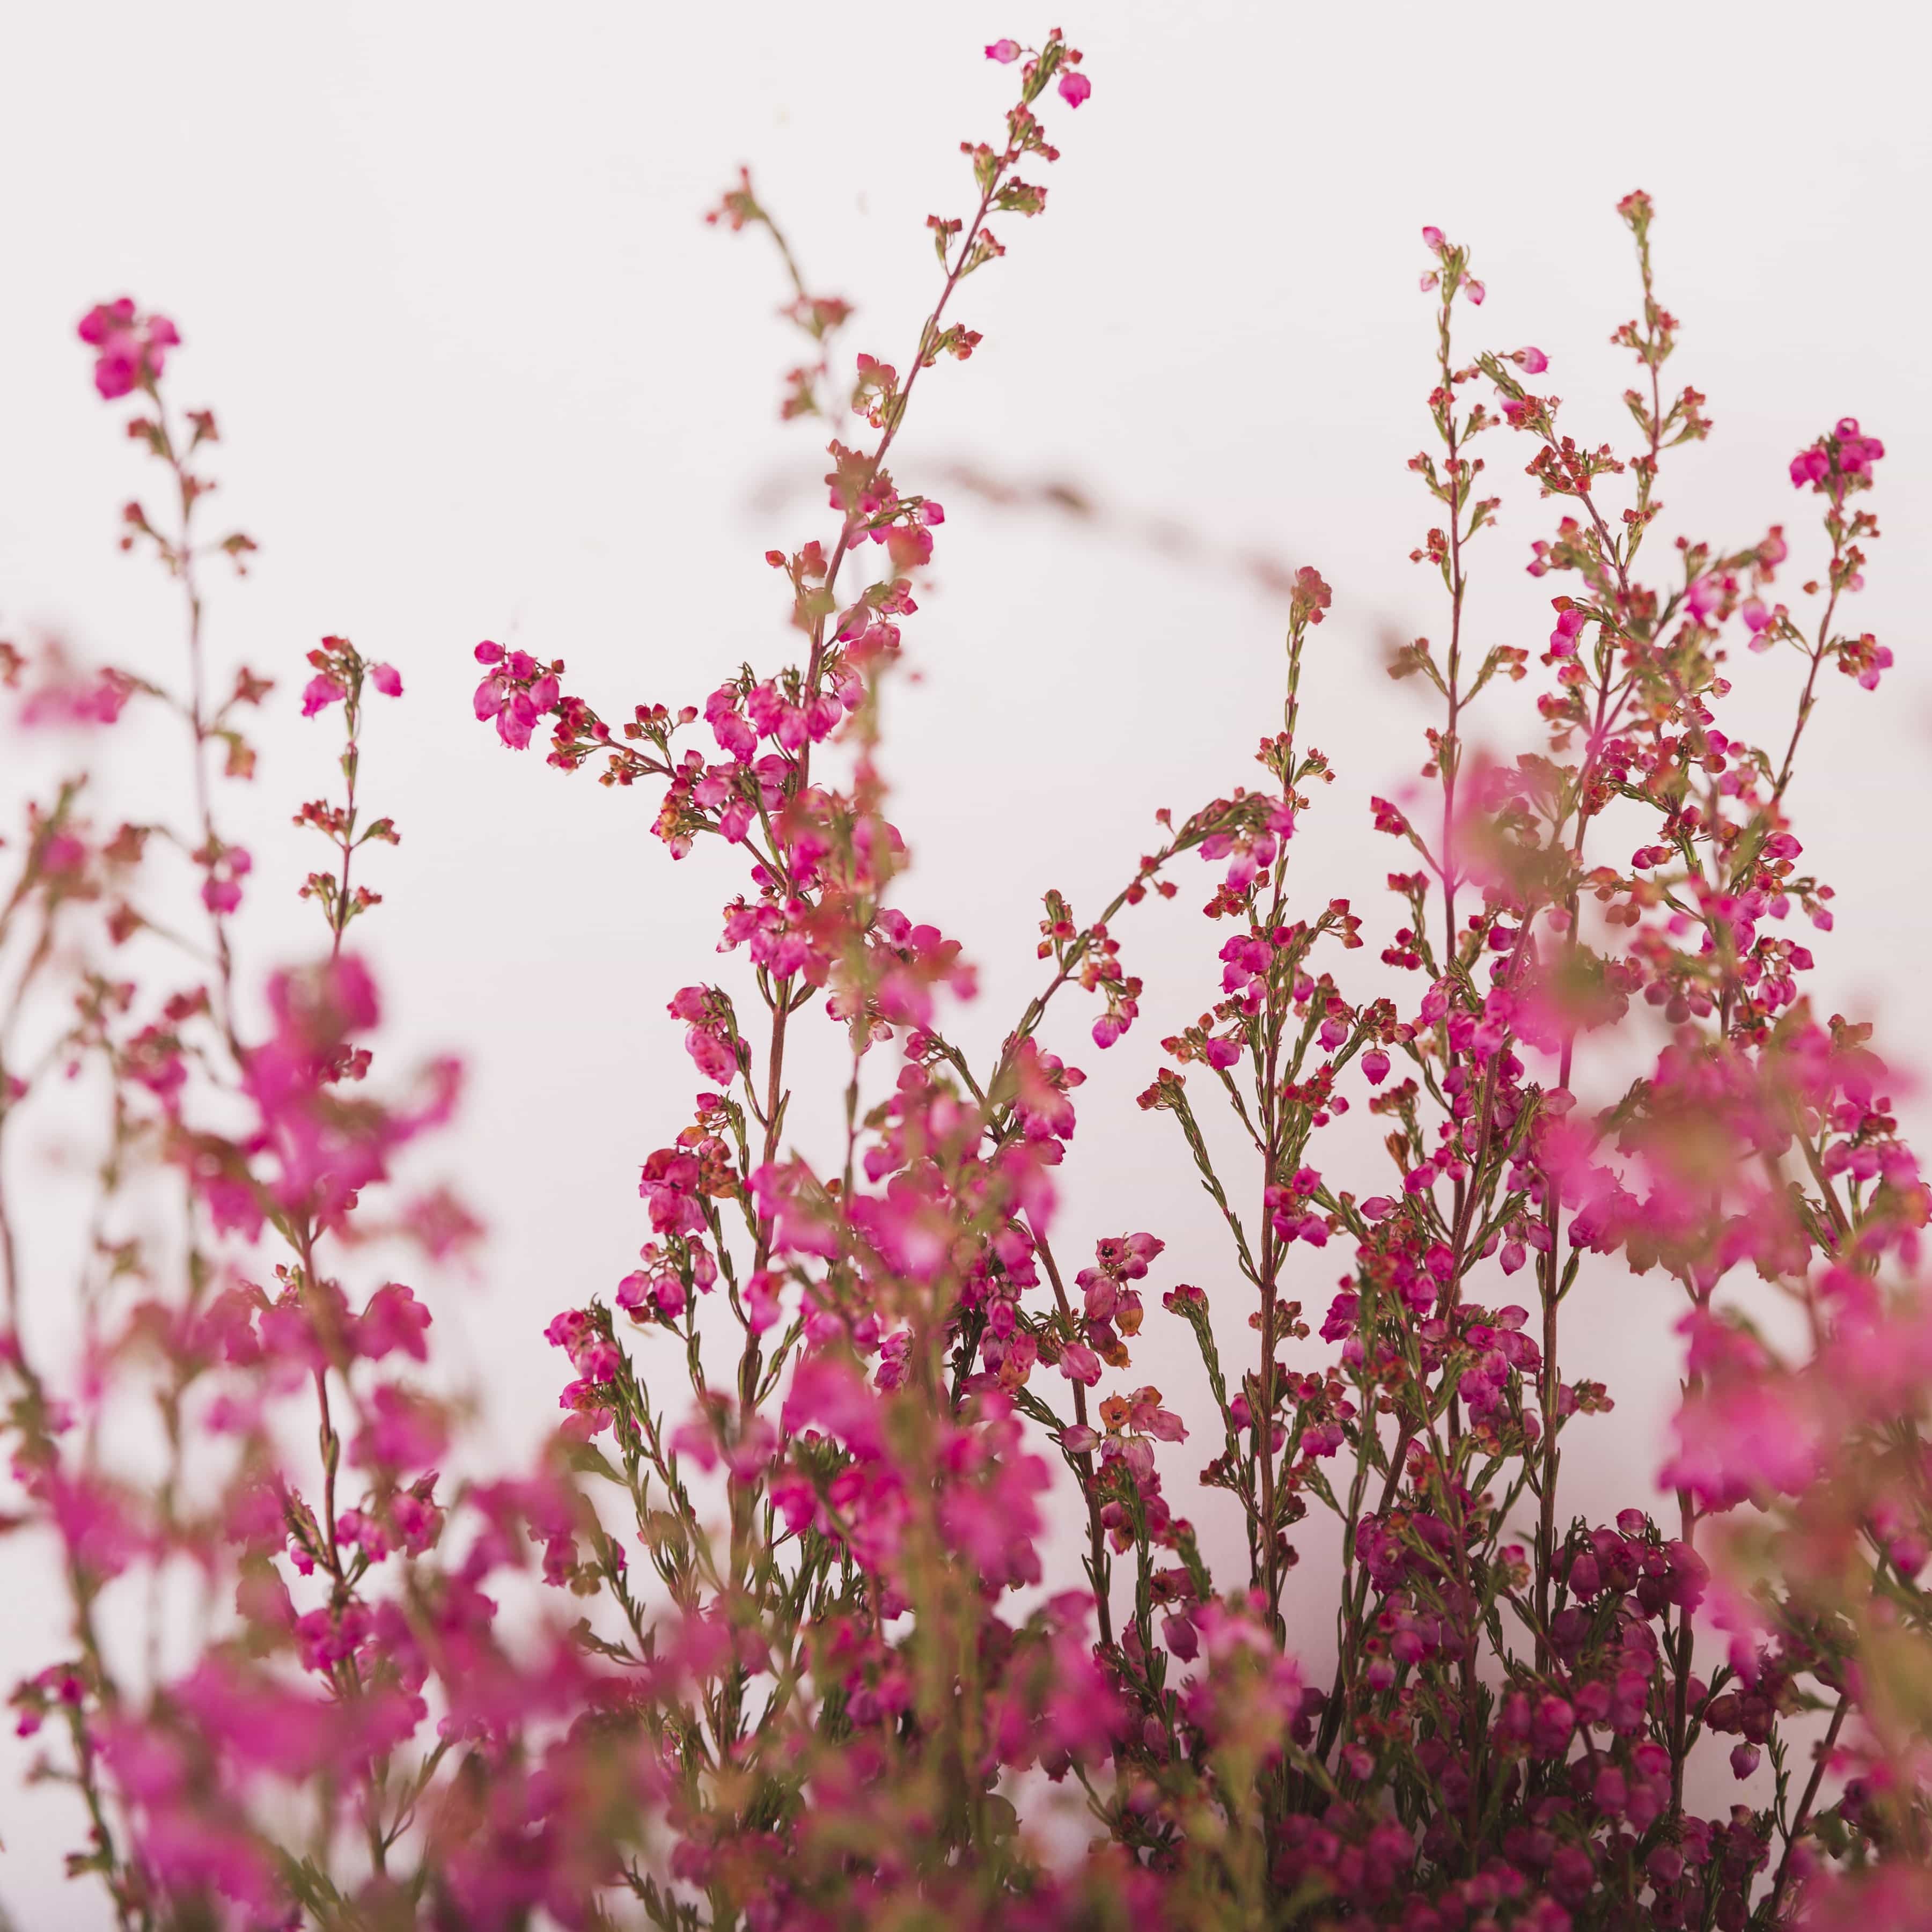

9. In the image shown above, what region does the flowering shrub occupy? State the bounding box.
[4,26,1927,1931]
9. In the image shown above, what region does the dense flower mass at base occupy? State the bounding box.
[2,25,1927,1932]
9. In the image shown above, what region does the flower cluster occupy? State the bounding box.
[5,27,1927,1932]
[77,297,180,399]
[3,284,650,1932]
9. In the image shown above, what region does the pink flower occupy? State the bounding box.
[369,662,403,697]
[303,672,346,716]
[1513,346,1548,374]
[472,652,560,751]
[201,845,252,914]
[1059,1342,1102,1386]
[356,1283,432,1363]
[354,1383,449,1472]
[1684,575,1722,623]
[1058,69,1091,108]
[19,661,134,730]
[1790,421,1883,494]
[1549,606,1588,656]
[985,38,1020,62]
[1662,1377,1821,1509]
[781,1352,885,1456]
[1122,1387,1186,1442]
[233,955,459,1236]
[1836,416,1885,474]
[77,297,179,400]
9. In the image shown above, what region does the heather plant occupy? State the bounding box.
[4,27,1928,1932]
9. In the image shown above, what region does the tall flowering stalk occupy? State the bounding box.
[3,27,1927,1932]
[5,309,652,1928]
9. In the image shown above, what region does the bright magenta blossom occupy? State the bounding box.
[77,296,179,398]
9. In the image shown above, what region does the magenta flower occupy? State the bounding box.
[302,672,345,717]
[472,641,560,750]
[77,297,179,399]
